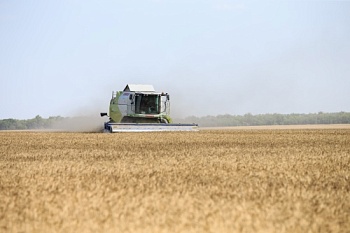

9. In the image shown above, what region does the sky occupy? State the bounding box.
[1,0,350,119]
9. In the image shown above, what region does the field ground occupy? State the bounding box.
[1,125,350,232]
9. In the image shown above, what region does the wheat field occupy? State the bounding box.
[1,127,349,233]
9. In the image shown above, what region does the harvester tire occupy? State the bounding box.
[160,118,169,124]
[103,129,111,133]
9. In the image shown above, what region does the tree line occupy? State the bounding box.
[1,112,350,130]
[176,112,350,127]
[0,115,64,130]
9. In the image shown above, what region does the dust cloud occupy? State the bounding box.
[51,97,109,132]
[52,115,106,132]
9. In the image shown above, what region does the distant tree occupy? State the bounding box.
[0,115,65,130]
[1,112,350,130]
[174,112,350,127]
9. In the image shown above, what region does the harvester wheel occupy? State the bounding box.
[160,118,169,124]
[103,124,112,133]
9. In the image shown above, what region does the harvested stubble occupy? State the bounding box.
[0,129,349,233]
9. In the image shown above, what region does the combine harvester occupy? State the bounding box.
[100,84,198,132]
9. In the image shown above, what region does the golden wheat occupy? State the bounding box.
[0,128,349,233]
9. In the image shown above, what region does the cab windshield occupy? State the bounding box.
[135,94,159,114]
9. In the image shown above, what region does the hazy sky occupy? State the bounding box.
[1,0,349,119]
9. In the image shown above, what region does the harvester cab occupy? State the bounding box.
[100,84,198,132]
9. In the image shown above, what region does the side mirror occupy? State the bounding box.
[100,113,108,117]
[167,94,170,100]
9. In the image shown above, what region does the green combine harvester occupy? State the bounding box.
[100,84,198,132]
